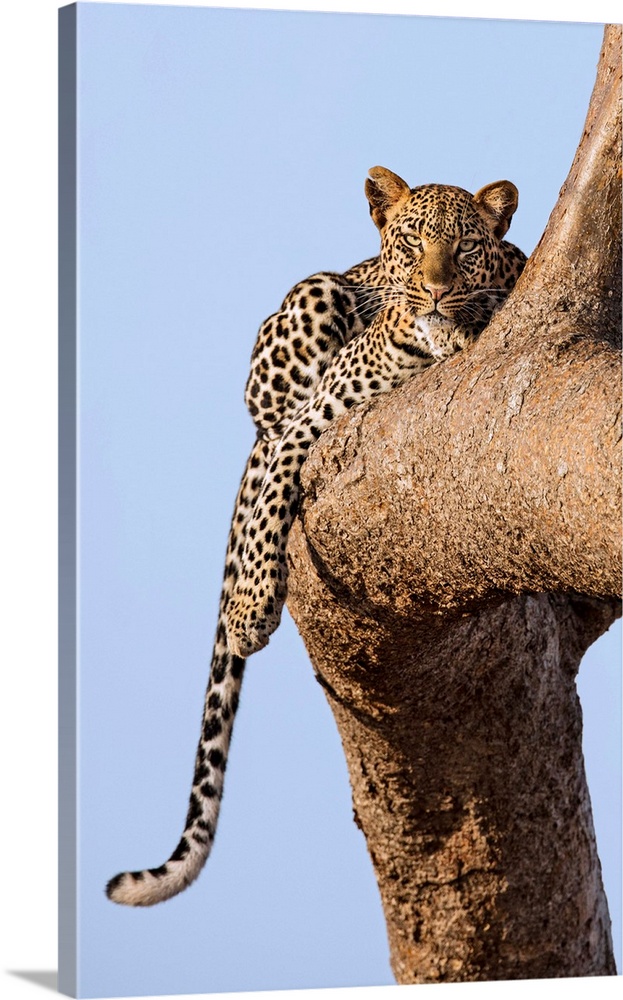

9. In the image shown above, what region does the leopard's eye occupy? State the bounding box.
[404,234,423,251]
[458,238,479,254]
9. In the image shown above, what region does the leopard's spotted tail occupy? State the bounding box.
[106,436,273,906]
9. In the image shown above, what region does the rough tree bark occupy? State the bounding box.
[285,26,622,984]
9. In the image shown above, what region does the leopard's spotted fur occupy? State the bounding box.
[107,167,526,906]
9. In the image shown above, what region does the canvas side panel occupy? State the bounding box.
[58,5,78,997]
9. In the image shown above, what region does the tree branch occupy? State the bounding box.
[285,25,622,984]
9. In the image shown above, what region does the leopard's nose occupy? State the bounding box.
[423,283,452,303]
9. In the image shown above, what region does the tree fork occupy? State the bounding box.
[285,25,622,983]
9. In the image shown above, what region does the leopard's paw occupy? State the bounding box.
[225,589,285,658]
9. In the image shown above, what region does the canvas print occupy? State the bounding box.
[59,4,622,997]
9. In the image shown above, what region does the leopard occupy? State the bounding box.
[106,166,526,906]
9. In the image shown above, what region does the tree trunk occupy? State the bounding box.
[285,25,622,984]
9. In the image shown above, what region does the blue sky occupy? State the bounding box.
[69,5,620,996]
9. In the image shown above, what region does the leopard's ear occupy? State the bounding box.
[365,166,411,230]
[473,181,519,239]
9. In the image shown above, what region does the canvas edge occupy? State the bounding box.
[58,4,78,997]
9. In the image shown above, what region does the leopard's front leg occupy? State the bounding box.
[225,409,323,657]
[225,307,436,657]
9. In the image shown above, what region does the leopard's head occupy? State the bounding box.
[365,166,519,335]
